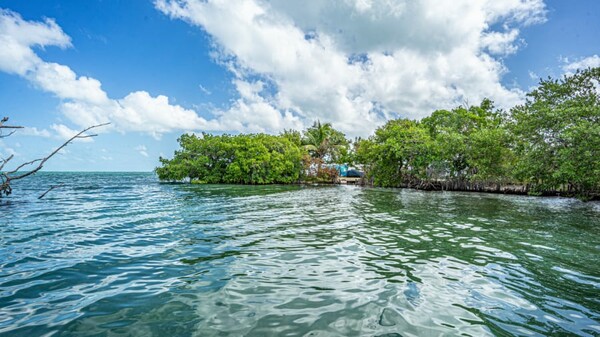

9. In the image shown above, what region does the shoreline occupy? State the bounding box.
[161,179,600,201]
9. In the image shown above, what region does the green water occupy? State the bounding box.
[0,172,599,336]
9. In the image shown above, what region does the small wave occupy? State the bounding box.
[1,173,599,336]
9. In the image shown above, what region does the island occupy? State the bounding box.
[157,68,600,200]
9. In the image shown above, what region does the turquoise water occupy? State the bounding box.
[1,172,599,336]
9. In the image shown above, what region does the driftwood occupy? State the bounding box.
[1,117,109,199]
[38,184,65,200]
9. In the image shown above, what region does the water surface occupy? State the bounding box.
[1,172,599,336]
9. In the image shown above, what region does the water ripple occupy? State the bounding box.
[0,173,599,336]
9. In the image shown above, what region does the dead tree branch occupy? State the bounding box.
[38,184,65,199]
[0,118,110,198]
[0,154,14,171]
[8,122,110,181]
[0,117,24,139]
[7,158,42,175]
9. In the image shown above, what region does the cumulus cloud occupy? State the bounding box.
[1,2,548,138]
[32,62,109,104]
[60,91,217,139]
[20,127,52,137]
[481,30,522,55]
[0,9,233,137]
[156,0,547,136]
[50,123,94,142]
[562,55,600,74]
[0,9,70,75]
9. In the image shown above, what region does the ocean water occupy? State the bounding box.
[0,172,599,336]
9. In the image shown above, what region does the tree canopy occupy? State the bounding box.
[510,67,600,196]
[301,120,349,163]
[354,68,599,198]
[157,68,599,199]
[156,133,304,184]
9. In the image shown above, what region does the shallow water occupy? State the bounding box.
[1,172,599,336]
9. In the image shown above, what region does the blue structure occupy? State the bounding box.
[334,164,348,177]
[326,164,364,178]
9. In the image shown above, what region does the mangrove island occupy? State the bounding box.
[157,67,600,200]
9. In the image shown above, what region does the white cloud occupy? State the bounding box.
[483,0,547,26]
[562,55,600,74]
[528,70,539,80]
[50,123,94,142]
[156,0,547,136]
[209,79,304,132]
[198,84,212,95]
[0,9,70,76]
[32,62,109,104]
[481,29,522,55]
[135,145,149,157]
[20,127,52,137]
[0,9,238,137]
[1,2,548,138]
[17,123,102,142]
[0,140,17,157]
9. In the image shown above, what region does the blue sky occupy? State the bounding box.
[0,0,598,172]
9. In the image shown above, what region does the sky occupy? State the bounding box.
[0,0,599,172]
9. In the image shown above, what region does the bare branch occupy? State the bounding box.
[0,130,17,138]
[0,117,24,138]
[38,184,65,199]
[1,118,109,198]
[0,154,14,171]
[6,158,42,174]
[9,122,110,180]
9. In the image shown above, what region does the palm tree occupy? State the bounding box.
[301,121,348,165]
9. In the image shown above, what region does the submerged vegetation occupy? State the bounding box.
[157,68,600,199]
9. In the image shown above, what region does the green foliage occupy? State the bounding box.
[157,122,352,185]
[357,119,434,187]
[422,99,506,180]
[510,67,600,196]
[156,133,303,184]
[280,129,302,147]
[466,127,514,182]
[359,100,510,188]
[301,120,349,163]
[157,68,599,198]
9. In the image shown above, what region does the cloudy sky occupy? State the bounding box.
[0,0,599,171]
